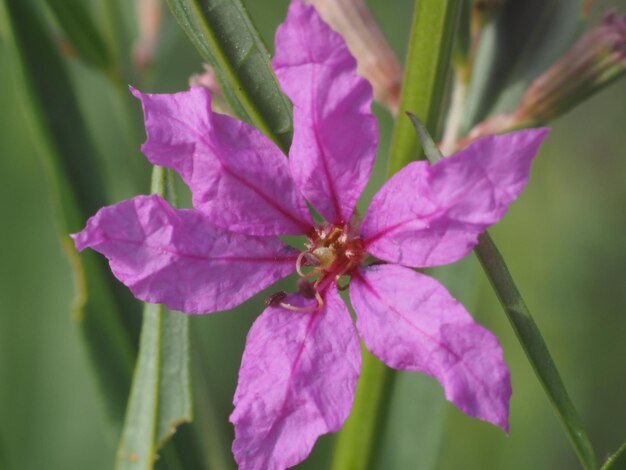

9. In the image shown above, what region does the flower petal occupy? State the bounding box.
[131,86,313,236]
[362,129,549,267]
[273,1,377,224]
[71,195,298,314]
[230,287,361,470]
[350,264,511,430]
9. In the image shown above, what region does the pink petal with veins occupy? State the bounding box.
[72,195,298,314]
[273,1,377,224]
[131,86,313,236]
[350,264,511,431]
[362,129,549,267]
[231,287,361,470]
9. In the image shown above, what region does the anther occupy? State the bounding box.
[265,291,287,307]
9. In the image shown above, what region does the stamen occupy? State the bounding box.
[298,279,316,299]
[280,290,324,312]
[296,251,309,277]
[265,291,287,307]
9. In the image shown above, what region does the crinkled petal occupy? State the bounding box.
[71,195,298,314]
[230,287,361,470]
[362,129,549,267]
[350,264,511,430]
[273,1,377,224]
[131,86,313,236]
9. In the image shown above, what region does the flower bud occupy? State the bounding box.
[513,11,626,124]
[460,11,626,147]
[132,0,163,70]
[305,0,402,113]
[189,64,231,114]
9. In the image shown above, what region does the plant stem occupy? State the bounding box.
[474,231,598,470]
[331,1,461,468]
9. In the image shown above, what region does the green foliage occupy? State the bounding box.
[42,0,113,74]
[117,302,191,469]
[0,0,137,425]
[602,441,626,470]
[116,167,192,470]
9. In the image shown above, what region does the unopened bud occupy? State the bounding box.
[305,0,402,113]
[133,0,163,70]
[460,11,626,147]
[189,64,231,114]
[514,11,626,124]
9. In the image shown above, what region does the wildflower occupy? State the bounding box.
[72,1,548,469]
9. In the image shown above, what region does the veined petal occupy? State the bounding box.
[230,287,361,470]
[131,86,313,236]
[71,195,298,314]
[350,264,511,430]
[273,1,377,224]
[362,129,549,267]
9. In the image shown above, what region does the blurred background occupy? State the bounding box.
[0,0,625,469]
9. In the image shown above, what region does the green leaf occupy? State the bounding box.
[97,0,136,86]
[166,0,293,153]
[387,0,462,175]
[462,0,586,131]
[116,167,191,469]
[0,0,138,424]
[405,112,443,163]
[116,296,191,469]
[601,441,626,470]
[474,232,598,470]
[42,0,113,73]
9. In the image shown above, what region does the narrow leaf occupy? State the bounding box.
[42,0,113,73]
[0,0,138,424]
[405,112,443,163]
[462,0,586,131]
[601,441,626,470]
[116,166,191,469]
[474,232,598,470]
[166,0,293,153]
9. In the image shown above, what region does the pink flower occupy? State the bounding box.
[72,2,549,469]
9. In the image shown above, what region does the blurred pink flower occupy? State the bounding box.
[72,2,548,468]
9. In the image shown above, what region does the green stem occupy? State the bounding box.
[474,232,598,470]
[601,441,626,470]
[387,0,461,175]
[331,1,461,468]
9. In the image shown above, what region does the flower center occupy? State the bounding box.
[268,223,365,312]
